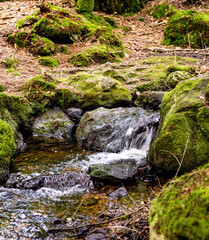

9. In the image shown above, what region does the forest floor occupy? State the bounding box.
[0,0,209,96]
[0,0,209,239]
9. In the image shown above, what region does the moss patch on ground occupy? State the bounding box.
[39,56,59,68]
[7,3,122,64]
[71,44,125,67]
[148,4,176,19]
[149,74,209,173]
[150,163,209,240]
[163,10,209,48]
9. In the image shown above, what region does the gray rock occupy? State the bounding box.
[76,107,159,152]
[32,108,74,141]
[108,187,128,199]
[67,108,83,123]
[85,233,107,240]
[135,91,166,110]
[89,159,138,183]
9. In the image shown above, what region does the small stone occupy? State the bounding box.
[108,187,128,199]
[66,108,83,123]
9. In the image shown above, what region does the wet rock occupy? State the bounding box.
[5,173,24,188]
[66,108,83,123]
[108,187,128,199]
[77,107,159,152]
[89,159,138,183]
[14,131,26,153]
[134,91,166,110]
[32,108,74,141]
[17,176,44,190]
[43,171,94,190]
[85,233,107,240]
[77,226,89,237]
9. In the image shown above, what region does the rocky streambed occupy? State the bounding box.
[0,106,160,239]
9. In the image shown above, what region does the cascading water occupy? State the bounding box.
[0,107,160,239]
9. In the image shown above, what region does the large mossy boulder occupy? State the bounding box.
[63,72,132,109]
[76,107,159,152]
[94,0,148,14]
[149,74,209,173]
[0,120,16,182]
[149,163,209,240]
[162,10,209,48]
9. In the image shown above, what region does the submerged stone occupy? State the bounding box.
[32,108,74,141]
[89,159,138,183]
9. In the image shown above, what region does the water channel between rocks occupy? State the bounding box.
[0,107,162,239]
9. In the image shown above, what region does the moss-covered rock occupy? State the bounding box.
[149,163,209,240]
[16,13,38,29]
[39,56,59,67]
[32,108,74,141]
[0,120,16,182]
[148,75,209,173]
[134,91,166,110]
[77,0,94,13]
[61,72,132,109]
[7,31,29,49]
[149,4,176,19]
[30,34,56,56]
[162,10,209,48]
[94,0,148,14]
[71,44,125,67]
[136,57,195,92]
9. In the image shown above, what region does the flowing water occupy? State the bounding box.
[0,109,160,239]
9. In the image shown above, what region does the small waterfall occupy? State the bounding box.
[88,112,160,166]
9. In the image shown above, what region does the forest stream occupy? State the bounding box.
[0,108,161,239]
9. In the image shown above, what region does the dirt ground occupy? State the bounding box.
[0,0,208,96]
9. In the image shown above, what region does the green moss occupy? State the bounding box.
[0,120,16,180]
[150,164,209,240]
[205,82,209,103]
[0,93,32,126]
[167,65,195,73]
[55,88,81,110]
[30,34,56,56]
[149,75,209,173]
[0,85,5,92]
[1,55,19,70]
[22,75,57,114]
[16,13,38,29]
[197,106,209,138]
[71,53,89,67]
[58,45,68,54]
[162,10,209,48]
[39,56,59,68]
[71,44,125,67]
[61,72,132,109]
[104,16,118,27]
[150,4,176,19]
[77,0,94,13]
[7,31,29,49]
